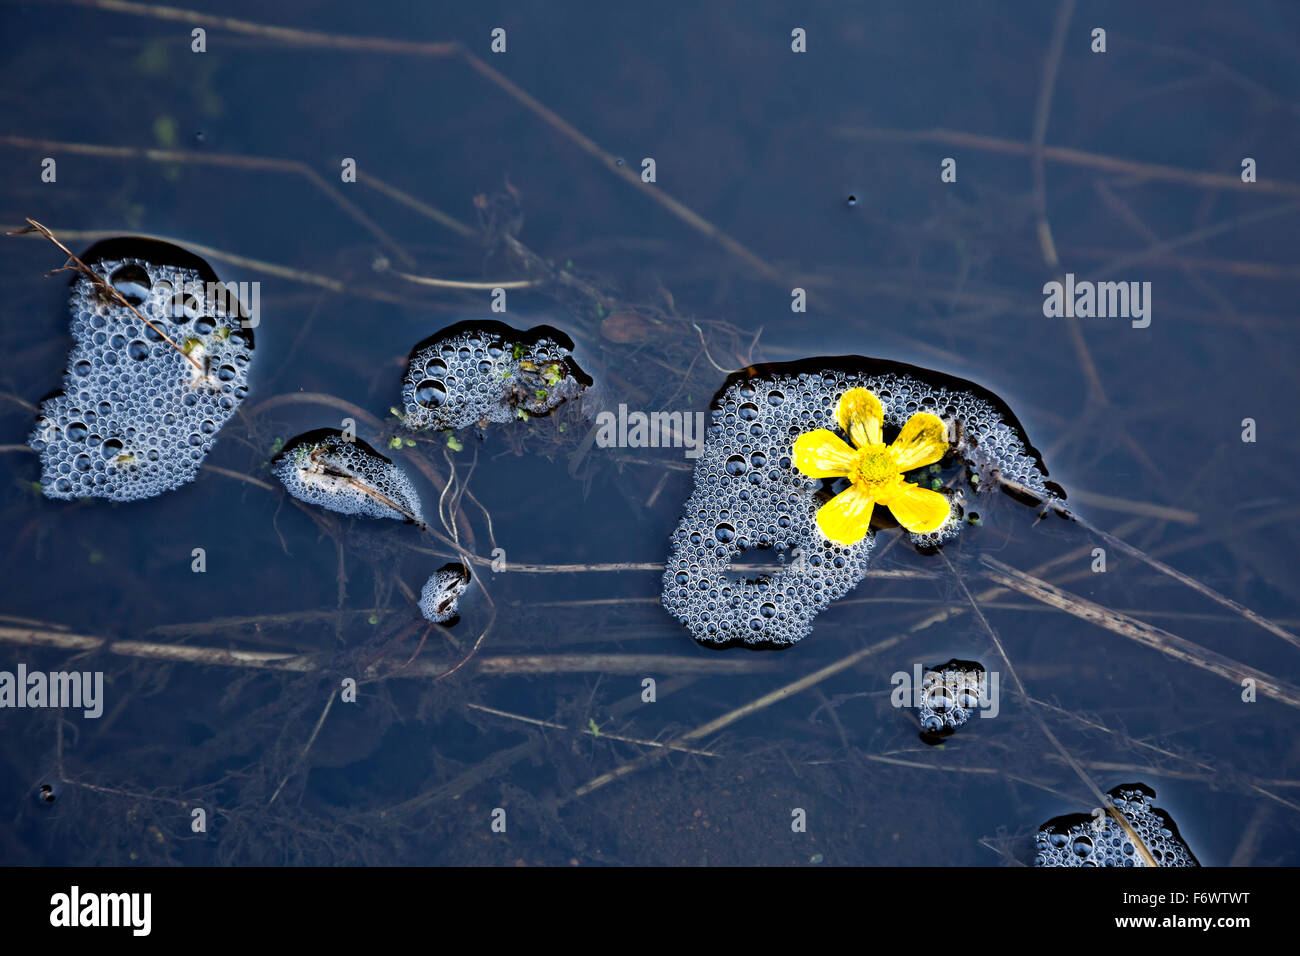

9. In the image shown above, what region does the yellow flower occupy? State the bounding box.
[792,387,951,545]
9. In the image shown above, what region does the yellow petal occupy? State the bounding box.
[836,388,883,448]
[792,429,857,479]
[815,485,875,545]
[889,412,948,472]
[884,482,951,533]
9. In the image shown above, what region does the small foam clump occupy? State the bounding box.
[419,563,471,623]
[273,430,424,526]
[662,358,1062,646]
[398,320,593,431]
[1035,783,1199,867]
[916,659,987,744]
[28,242,254,501]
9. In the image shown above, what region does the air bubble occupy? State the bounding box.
[415,379,448,408]
[109,263,152,305]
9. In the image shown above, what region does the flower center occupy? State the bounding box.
[850,448,898,493]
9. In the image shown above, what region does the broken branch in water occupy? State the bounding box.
[8,218,206,376]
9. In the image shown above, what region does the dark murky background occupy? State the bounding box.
[1,1,1297,865]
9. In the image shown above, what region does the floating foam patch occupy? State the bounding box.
[398,320,593,431]
[662,357,1063,646]
[28,238,254,502]
[1035,783,1200,867]
[419,562,471,623]
[273,429,424,526]
[916,659,987,745]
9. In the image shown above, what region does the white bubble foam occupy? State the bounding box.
[662,361,1062,646]
[399,321,592,431]
[29,255,254,502]
[274,431,424,526]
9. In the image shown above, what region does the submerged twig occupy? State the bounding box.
[305,445,426,529]
[832,126,1300,198]
[0,624,778,677]
[393,270,538,291]
[568,633,909,800]
[268,692,336,806]
[466,703,721,757]
[1000,475,1300,651]
[943,551,1159,867]
[981,555,1300,710]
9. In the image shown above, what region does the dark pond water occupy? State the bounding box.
[1,1,1298,865]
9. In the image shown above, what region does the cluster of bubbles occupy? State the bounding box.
[273,430,424,526]
[662,359,1061,646]
[1035,784,1199,867]
[916,659,987,744]
[28,252,253,501]
[398,320,593,432]
[419,563,471,623]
